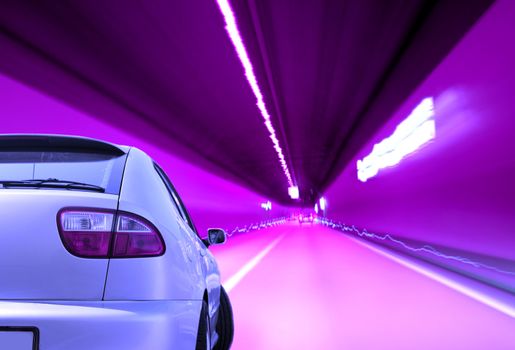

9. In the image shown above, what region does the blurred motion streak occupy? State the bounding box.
[357,97,435,182]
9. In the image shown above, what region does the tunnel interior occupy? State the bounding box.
[0,0,514,349]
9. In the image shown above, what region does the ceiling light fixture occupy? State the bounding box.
[288,186,299,200]
[319,197,327,211]
[260,200,272,211]
[357,97,435,182]
[215,0,296,194]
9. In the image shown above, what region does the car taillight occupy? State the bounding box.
[57,208,165,258]
[113,213,165,257]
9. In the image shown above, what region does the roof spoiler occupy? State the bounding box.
[0,134,126,155]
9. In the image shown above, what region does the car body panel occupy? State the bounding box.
[0,300,201,350]
[0,189,118,300]
[105,148,223,341]
[0,135,226,349]
[104,148,206,301]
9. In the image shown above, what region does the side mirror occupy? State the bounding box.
[207,228,227,246]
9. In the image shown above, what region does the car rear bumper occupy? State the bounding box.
[0,300,202,350]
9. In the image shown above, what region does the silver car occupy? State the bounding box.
[0,134,234,350]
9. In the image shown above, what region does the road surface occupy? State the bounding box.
[211,223,515,350]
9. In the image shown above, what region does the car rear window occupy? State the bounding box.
[0,151,127,194]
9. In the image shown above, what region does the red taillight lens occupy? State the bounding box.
[57,208,165,258]
[58,210,114,257]
[113,213,165,257]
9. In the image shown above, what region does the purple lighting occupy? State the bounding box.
[215,0,295,191]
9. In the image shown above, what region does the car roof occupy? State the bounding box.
[0,134,129,155]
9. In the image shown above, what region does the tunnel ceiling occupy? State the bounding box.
[0,0,493,204]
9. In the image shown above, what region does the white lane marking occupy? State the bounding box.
[223,234,285,293]
[348,236,515,319]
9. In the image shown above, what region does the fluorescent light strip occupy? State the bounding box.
[215,0,294,189]
[357,97,436,182]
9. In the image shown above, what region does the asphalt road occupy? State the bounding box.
[211,222,515,350]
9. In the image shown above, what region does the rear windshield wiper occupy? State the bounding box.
[0,178,105,193]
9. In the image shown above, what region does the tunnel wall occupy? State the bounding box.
[0,72,286,235]
[324,0,515,262]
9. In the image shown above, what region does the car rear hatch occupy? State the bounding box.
[0,190,119,299]
[0,135,128,300]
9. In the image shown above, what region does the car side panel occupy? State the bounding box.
[188,227,222,330]
[200,240,222,332]
[104,148,207,301]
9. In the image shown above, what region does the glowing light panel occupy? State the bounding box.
[288,186,299,199]
[260,200,272,211]
[357,97,435,182]
[215,0,296,192]
[319,197,327,211]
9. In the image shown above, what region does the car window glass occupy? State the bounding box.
[153,163,197,232]
[0,151,126,194]
[154,166,186,221]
